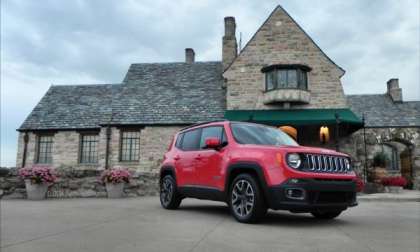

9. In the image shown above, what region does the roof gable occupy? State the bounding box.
[224,5,345,76]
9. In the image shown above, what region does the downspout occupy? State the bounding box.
[105,126,111,169]
[21,132,29,168]
[334,113,340,152]
[104,86,115,170]
[362,114,368,182]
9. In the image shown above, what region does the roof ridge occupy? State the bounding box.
[130,61,221,65]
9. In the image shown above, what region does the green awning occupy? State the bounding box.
[224,108,363,128]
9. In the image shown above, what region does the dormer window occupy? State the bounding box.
[262,64,311,91]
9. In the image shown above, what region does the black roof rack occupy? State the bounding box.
[180,120,228,131]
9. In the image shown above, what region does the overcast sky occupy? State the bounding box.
[1,0,419,167]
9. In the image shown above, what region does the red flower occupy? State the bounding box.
[381,176,407,187]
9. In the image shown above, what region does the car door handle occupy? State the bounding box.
[195,155,202,160]
[174,155,180,161]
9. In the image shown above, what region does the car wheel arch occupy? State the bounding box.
[225,162,270,203]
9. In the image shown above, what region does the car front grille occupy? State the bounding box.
[303,154,350,174]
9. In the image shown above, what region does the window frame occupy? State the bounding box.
[79,133,99,164]
[263,65,310,92]
[119,129,141,162]
[35,134,54,164]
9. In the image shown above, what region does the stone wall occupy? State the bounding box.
[223,6,347,110]
[16,126,182,173]
[339,127,420,189]
[0,167,159,199]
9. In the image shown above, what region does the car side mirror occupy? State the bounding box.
[205,137,221,149]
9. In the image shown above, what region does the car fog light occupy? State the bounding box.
[285,188,305,200]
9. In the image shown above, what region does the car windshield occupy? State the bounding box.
[231,123,298,146]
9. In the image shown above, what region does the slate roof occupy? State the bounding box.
[19,62,226,130]
[19,84,118,130]
[347,94,420,127]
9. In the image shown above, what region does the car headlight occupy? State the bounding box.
[344,158,351,171]
[287,153,301,169]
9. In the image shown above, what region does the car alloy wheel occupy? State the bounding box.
[160,177,173,207]
[231,179,255,217]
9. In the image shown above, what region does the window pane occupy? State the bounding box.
[287,70,297,88]
[277,70,288,88]
[181,129,201,151]
[80,134,99,163]
[266,71,275,91]
[297,69,308,90]
[121,131,140,161]
[37,135,53,164]
[200,127,223,149]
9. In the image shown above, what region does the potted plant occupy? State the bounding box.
[18,165,57,200]
[100,167,131,198]
[371,152,389,184]
[381,176,407,193]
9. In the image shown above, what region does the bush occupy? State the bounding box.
[381,176,407,187]
[372,152,388,167]
[100,167,131,184]
[18,165,58,184]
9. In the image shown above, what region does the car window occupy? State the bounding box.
[175,133,183,149]
[181,129,201,151]
[231,123,298,146]
[199,126,224,149]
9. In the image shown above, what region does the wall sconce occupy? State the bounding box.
[320,126,330,144]
[280,126,297,140]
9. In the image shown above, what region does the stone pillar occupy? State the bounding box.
[185,48,195,63]
[222,16,237,71]
[387,78,402,103]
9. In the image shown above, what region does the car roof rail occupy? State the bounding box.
[180,120,228,131]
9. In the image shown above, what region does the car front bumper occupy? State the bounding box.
[266,178,358,212]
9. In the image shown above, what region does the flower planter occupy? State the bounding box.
[106,182,125,198]
[25,180,49,200]
[385,186,403,194]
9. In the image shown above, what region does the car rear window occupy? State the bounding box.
[180,128,201,151]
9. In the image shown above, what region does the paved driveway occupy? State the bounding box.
[1,197,419,252]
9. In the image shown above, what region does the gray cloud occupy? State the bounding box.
[1,0,419,166]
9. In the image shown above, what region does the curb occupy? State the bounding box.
[358,197,420,202]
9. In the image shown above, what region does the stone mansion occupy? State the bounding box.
[17,6,420,189]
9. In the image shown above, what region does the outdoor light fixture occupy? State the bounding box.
[320,126,330,144]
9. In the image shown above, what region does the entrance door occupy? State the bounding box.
[400,149,412,189]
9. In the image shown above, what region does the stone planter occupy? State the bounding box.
[106,182,125,198]
[384,186,403,194]
[25,180,48,200]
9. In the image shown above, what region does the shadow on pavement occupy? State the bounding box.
[177,204,350,227]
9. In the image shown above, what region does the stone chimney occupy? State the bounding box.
[185,48,195,63]
[222,17,237,71]
[387,78,403,103]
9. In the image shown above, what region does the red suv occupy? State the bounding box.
[159,121,357,223]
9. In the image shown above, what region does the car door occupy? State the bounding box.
[194,126,227,189]
[174,128,202,186]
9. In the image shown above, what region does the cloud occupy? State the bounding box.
[1,0,419,166]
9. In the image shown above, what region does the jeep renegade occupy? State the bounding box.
[159,121,357,223]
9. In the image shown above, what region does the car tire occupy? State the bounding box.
[310,210,342,219]
[229,174,267,223]
[160,175,182,210]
